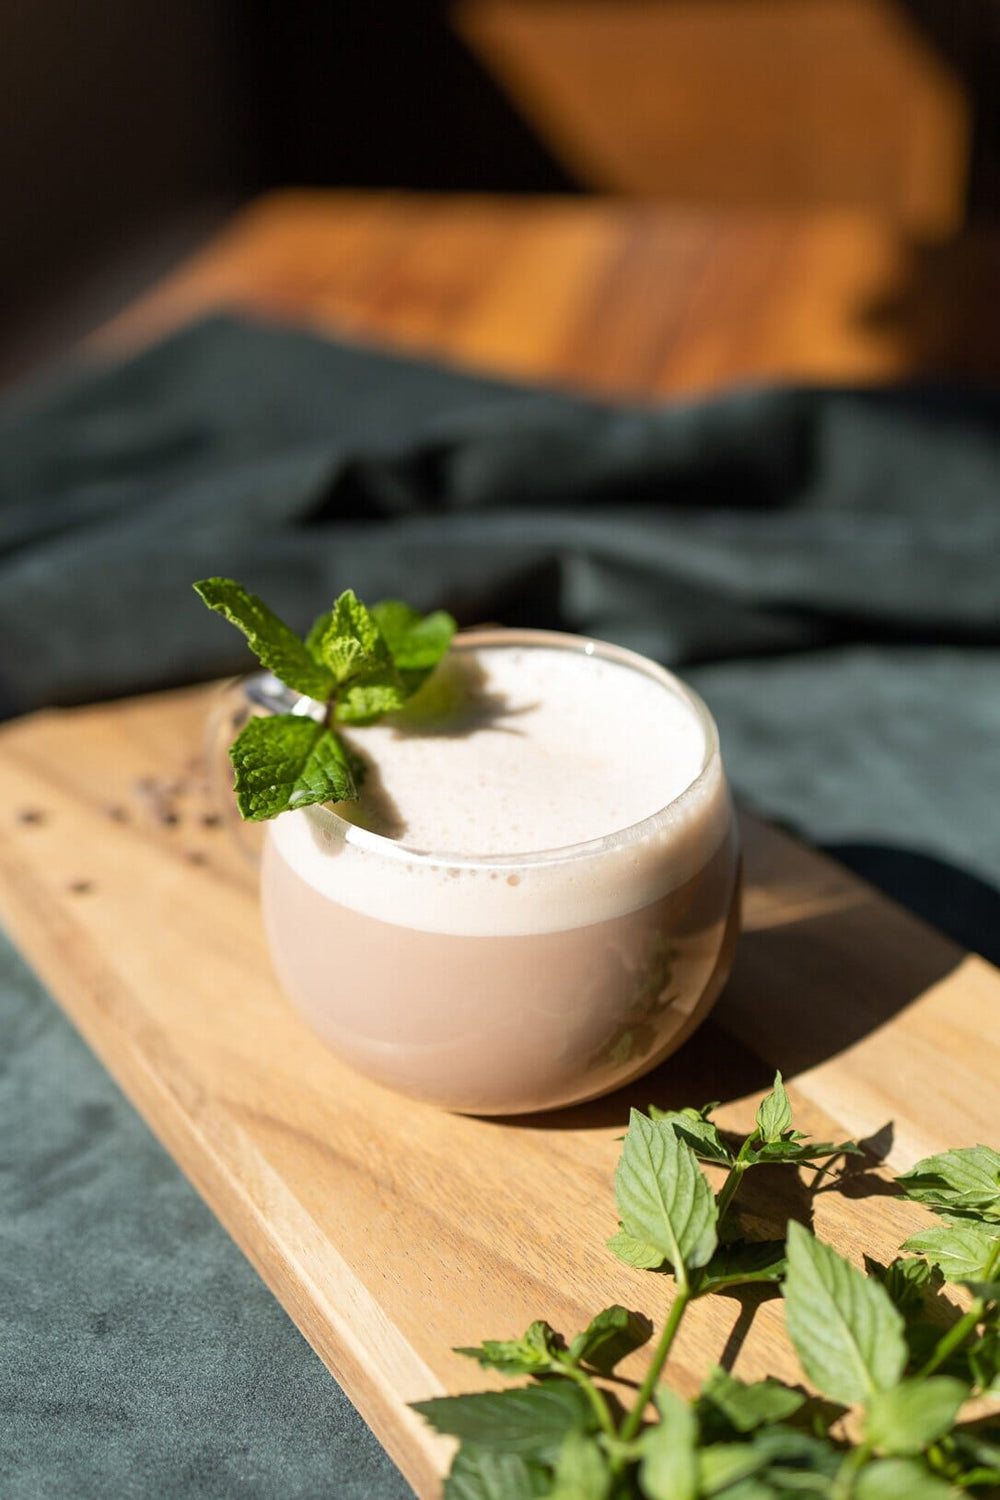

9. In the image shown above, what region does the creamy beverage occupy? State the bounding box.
[261,630,740,1113]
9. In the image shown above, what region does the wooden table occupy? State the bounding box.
[5,193,1000,1497]
[95,190,1000,395]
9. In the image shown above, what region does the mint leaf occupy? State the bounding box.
[865,1376,968,1456]
[638,1387,698,1500]
[454,1321,562,1379]
[648,1105,733,1165]
[228,715,357,820]
[612,1110,718,1284]
[336,673,410,725]
[326,595,457,720]
[696,1240,788,1295]
[606,1230,668,1271]
[950,1425,1000,1484]
[697,1444,770,1495]
[412,1384,596,1463]
[782,1222,907,1405]
[308,590,409,724]
[853,1457,957,1499]
[701,1479,776,1499]
[194,578,334,701]
[702,1482,775,1500]
[371,599,457,680]
[696,1368,805,1435]
[863,1254,942,1313]
[316,589,394,683]
[898,1146,1000,1216]
[443,1447,550,1500]
[755,1073,792,1144]
[566,1305,653,1375]
[902,1222,1000,1283]
[304,609,332,661]
[549,1431,612,1500]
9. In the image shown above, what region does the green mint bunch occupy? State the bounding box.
[414,1076,1000,1498]
[194,578,456,820]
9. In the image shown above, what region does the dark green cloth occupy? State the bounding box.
[1,941,414,1500]
[3,316,999,1496]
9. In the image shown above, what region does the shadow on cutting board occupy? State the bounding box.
[822,843,1000,968]
[493,841,996,1134]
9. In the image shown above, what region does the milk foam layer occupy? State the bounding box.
[267,632,732,936]
[345,643,704,853]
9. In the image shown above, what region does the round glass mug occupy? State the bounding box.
[214,629,741,1115]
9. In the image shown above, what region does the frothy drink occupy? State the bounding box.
[261,631,740,1113]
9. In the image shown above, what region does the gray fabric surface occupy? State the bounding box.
[691,646,1000,957]
[2,316,999,1495]
[1,938,415,1499]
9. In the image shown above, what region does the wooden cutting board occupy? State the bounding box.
[2,681,998,1497]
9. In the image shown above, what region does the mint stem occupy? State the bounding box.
[714,1136,756,1226]
[618,1288,691,1444]
[556,1362,619,1444]
[831,1436,873,1500]
[918,1304,985,1382]
[612,1128,752,1447]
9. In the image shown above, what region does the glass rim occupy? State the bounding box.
[293,626,723,871]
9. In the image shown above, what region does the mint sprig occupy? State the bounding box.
[650,1071,861,1182]
[194,577,456,820]
[414,1075,1000,1498]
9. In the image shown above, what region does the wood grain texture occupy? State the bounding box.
[7,195,999,1494]
[92,191,1000,400]
[2,686,998,1496]
[456,0,970,234]
[92,191,916,398]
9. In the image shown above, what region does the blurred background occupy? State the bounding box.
[5,16,1000,1499]
[3,0,998,386]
